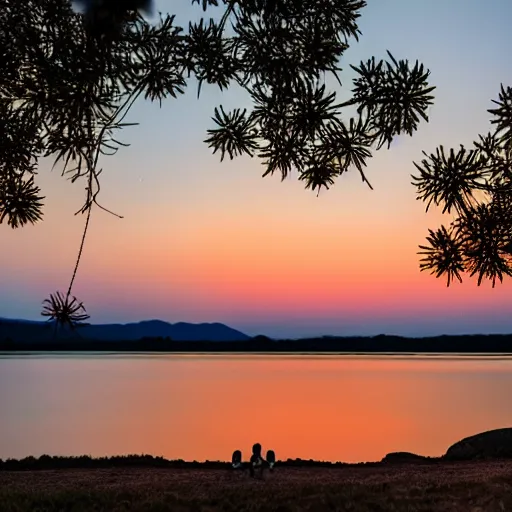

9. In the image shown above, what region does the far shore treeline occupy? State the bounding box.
[1,334,512,353]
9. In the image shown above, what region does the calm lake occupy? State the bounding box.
[1,353,512,463]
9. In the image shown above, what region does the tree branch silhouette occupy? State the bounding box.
[1,0,436,328]
[413,84,512,287]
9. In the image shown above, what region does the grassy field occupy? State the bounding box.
[2,461,512,511]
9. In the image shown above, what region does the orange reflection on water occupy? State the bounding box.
[1,355,511,463]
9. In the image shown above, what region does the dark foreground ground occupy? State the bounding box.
[2,461,512,512]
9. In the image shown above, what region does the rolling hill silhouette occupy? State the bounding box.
[0,318,250,342]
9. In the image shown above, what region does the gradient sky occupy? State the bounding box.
[2,0,512,338]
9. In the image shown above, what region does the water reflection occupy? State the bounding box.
[1,354,511,463]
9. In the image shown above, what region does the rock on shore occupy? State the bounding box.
[381,452,431,464]
[444,427,512,461]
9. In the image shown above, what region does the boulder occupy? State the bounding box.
[381,452,429,464]
[444,428,512,461]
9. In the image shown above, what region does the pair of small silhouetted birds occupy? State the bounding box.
[75,0,153,39]
[232,444,276,476]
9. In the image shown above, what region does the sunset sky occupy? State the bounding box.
[2,0,512,338]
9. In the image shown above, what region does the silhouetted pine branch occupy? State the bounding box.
[413,85,512,287]
[1,0,436,324]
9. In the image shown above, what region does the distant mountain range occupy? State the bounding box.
[0,318,251,343]
[3,318,512,353]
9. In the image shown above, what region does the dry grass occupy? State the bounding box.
[2,461,512,511]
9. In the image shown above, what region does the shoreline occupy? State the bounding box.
[4,425,512,471]
[3,350,512,357]
[0,454,439,471]
[0,451,508,472]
